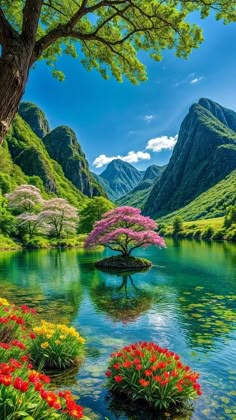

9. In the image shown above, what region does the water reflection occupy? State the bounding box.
[90,272,154,323]
[0,240,235,419]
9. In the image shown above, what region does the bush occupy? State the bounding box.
[225,228,236,241]
[172,217,183,234]
[25,237,50,248]
[30,320,85,369]
[201,226,214,240]
[106,342,202,410]
[193,229,202,240]
[212,229,225,240]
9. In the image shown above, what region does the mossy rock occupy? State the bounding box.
[95,255,152,272]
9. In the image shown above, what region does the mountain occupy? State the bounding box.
[159,169,236,223]
[144,98,236,218]
[99,159,143,199]
[4,115,87,208]
[43,126,105,198]
[118,165,166,208]
[19,102,50,139]
[91,172,118,202]
[143,165,164,181]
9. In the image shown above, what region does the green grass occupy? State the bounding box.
[159,217,236,241]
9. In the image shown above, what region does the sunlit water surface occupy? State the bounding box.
[0,239,235,419]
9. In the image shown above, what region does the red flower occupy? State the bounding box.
[30,332,36,339]
[114,375,123,383]
[113,363,120,370]
[139,379,150,387]
[144,370,152,377]
[153,375,162,382]
[123,361,132,368]
[105,371,111,377]
[136,364,142,371]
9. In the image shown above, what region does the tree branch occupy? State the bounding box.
[22,0,43,43]
[0,6,19,45]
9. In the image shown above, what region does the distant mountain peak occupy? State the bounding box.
[99,159,143,199]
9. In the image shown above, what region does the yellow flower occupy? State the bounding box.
[59,335,66,340]
[0,297,10,306]
[46,334,52,339]
[78,337,85,344]
[40,342,49,349]
[55,340,61,345]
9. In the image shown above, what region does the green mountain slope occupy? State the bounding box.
[99,159,143,199]
[144,99,236,218]
[91,172,117,202]
[4,115,88,208]
[19,102,50,139]
[117,165,166,208]
[43,126,105,198]
[159,170,236,223]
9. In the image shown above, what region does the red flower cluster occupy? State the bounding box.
[0,298,85,420]
[0,358,84,418]
[106,341,202,410]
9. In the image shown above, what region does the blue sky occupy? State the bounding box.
[23,14,236,173]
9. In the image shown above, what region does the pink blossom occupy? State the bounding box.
[85,206,165,256]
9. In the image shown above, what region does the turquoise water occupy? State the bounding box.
[0,239,235,419]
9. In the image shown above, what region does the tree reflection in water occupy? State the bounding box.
[90,269,154,323]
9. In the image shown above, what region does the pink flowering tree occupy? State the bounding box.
[38,198,78,238]
[85,206,165,257]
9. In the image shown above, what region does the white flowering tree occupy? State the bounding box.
[5,185,44,238]
[5,185,43,213]
[38,198,78,238]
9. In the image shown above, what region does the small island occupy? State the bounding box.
[85,206,165,270]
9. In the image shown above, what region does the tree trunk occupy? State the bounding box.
[0,39,32,145]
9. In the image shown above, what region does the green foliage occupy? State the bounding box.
[173,216,183,234]
[3,1,235,85]
[224,205,236,228]
[0,234,19,250]
[159,170,236,224]
[24,237,50,249]
[78,197,114,233]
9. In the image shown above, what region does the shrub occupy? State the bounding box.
[225,228,236,241]
[193,229,202,240]
[201,226,214,240]
[25,237,50,248]
[30,320,85,369]
[172,217,183,234]
[106,342,202,410]
[212,229,225,240]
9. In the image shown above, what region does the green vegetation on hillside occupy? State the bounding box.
[159,216,236,242]
[144,99,236,218]
[5,115,88,209]
[159,170,236,223]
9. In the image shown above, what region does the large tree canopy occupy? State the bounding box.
[0,0,235,144]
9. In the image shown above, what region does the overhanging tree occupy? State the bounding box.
[0,0,235,145]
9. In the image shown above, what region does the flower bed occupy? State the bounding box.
[0,297,88,419]
[106,341,202,410]
[30,320,85,369]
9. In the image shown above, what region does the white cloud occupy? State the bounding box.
[144,114,154,123]
[146,135,178,153]
[190,76,204,84]
[93,151,151,168]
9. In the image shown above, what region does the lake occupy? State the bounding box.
[0,239,235,419]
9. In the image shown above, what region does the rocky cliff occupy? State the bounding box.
[144,98,236,217]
